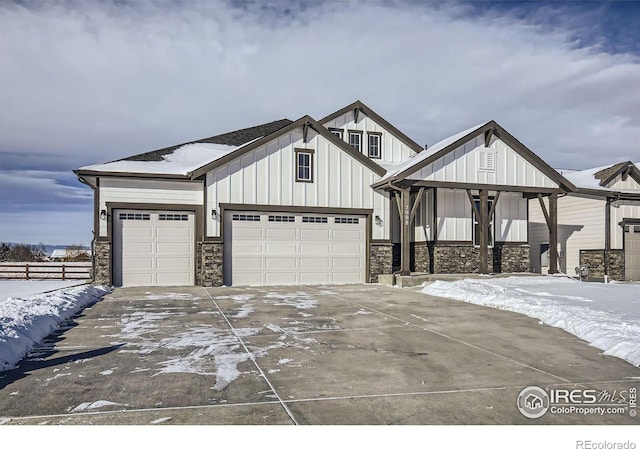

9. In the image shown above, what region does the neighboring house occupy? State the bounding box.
[75,100,574,287]
[530,161,640,281]
[50,248,92,262]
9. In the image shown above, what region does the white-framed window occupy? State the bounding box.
[295,149,313,182]
[368,132,382,159]
[472,198,494,246]
[329,128,344,140]
[348,131,362,152]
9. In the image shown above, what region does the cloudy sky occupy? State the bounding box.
[1,0,639,246]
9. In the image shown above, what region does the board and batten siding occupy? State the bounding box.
[435,190,527,242]
[612,201,640,248]
[410,136,559,189]
[529,194,604,274]
[205,128,390,240]
[323,110,416,164]
[609,173,640,191]
[98,178,203,237]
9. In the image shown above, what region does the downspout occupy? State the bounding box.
[77,176,97,282]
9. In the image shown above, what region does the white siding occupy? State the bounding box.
[413,189,433,242]
[206,128,390,240]
[412,136,559,189]
[609,173,640,191]
[612,201,640,249]
[529,194,604,274]
[434,190,526,242]
[323,110,416,164]
[99,178,203,237]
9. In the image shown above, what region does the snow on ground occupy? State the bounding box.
[0,284,111,371]
[421,276,640,366]
[0,280,89,303]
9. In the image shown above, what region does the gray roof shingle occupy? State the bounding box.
[119,119,293,162]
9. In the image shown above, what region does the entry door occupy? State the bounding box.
[224,211,366,286]
[625,224,640,281]
[113,210,195,287]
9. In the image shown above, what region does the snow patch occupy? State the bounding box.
[421,276,640,366]
[150,417,172,424]
[68,400,125,413]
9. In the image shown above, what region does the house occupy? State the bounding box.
[75,100,575,287]
[50,248,92,262]
[529,161,640,281]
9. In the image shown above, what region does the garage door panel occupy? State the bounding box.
[265,257,297,269]
[266,228,297,239]
[156,257,193,269]
[156,272,192,285]
[240,257,265,269]
[156,241,193,254]
[626,227,640,281]
[300,243,329,255]
[234,242,264,253]
[333,229,362,240]
[123,227,154,238]
[299,272,331,284]
[333,271,363,283]
[333,243,362,254]
[265,272,298,284]
[300,229,330,240]
[300,258,331,269]
[234,227,264,239]
[265,242,297,255]
[333,257,362,269]
[123,257,154,269]
[156,227,192,238]
[123,242,154,253]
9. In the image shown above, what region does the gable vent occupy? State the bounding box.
[479,151,496,171]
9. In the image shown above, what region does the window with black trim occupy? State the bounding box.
[268,215,295,222]
[295,150,313,182]
[232,214,260,222]
[335,217,359,224]
[329,128,344,140]
[302,216,328,223]
[119,213,150,221]
[472,198,494,246]
[348,131,362,152]
[159,214,189,221]
[368,132,382,159]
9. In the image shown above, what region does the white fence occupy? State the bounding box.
[0,262,92,280]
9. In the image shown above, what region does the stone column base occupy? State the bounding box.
[197,241,224,287]
[579,249,624,281]
[93,241,111,285]
[370,242,393,283]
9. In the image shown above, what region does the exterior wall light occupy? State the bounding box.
[100,209,107,220]
[375,215,382,225]
[211,209,218,219]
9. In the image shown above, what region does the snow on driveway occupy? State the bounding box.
[421,276,640,366]
[0,280,89,303]
[0,284,111,371]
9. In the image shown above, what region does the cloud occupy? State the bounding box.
[0,170,92,210]
[0,0,638,172]
[0,210,93,246]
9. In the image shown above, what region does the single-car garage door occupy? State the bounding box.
[224,211,366,286]
[113,209,195,287]
[625,224,640,281]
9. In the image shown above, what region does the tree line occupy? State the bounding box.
[0,243,89,262]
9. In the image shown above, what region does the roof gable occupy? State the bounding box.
[594,161,640,188]
[190,115,387,179]
[319,100,424,155]
[374,121,575,192]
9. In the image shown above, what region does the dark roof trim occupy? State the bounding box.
[595,161,640,187]
[391,179,565,194]
[318,100,424,155]
[73,169,191,180]
[189,115,387,179]
[376,120,575,192]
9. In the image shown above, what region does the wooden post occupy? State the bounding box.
[62,264,66,281]
[549,193,559,274]
[25,263,30,280]
[479,189,489,274]
[401,187,411,276]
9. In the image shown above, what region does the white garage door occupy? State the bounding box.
[625,224,640,281]
[224,211,366,286]
[113,210,195,287]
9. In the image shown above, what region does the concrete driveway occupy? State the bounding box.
[0,284,638,425]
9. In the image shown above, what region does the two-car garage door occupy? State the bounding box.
[625,224,640,281]
[223,211,366,286]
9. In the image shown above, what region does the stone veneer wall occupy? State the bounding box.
[414,243,431,273]
[492,244,531,273]
[197,241,224,287]
[579,249,625,281]
[93,241,111,285]
[432,243,494,274]
[370,242,393,283]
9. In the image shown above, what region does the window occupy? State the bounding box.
[540,243,550,268]
[335,217,359,224]
[329,128,344,140]
[268,215,295,222]
[635,226,640,233]
[472,199,494,246]
[232,214,260,222]
[119,213,150,221]
[302,216,328,223]
[368,133,382,159]
[159,214,188,221]
[348,131,363,152]
[295,149,313,182]
[478,151,496,171]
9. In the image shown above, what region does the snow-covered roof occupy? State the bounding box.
[50,249,91,258]
[559,161,640,194]
[378,122,488,182]
[77,142,248,176]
